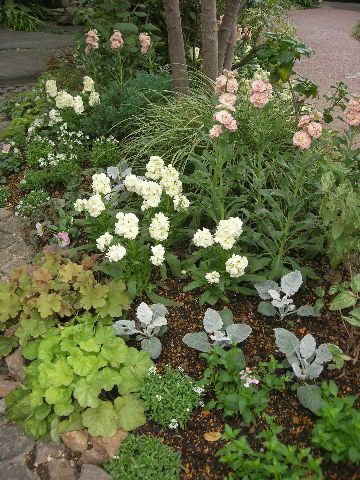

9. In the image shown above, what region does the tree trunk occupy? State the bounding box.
[164,0,190,94]
[218,0,241,74]
[200,0,218,81]
[223,20,237,71]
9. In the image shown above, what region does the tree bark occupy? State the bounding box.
[217,0,241,74]
[164,0,190,94]
[200,0,218,81]
[223,20,237,71]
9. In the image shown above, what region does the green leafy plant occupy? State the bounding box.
[0,251,131,355]
[0,185,10,208]
[312,381,360,465]
[218,415,323,479]
[0,0,44,32]
[0,142,23,184]
[89,136,119,168]
[15,190,50,222]
[328,274,360,327]
[139,366,202,429]
[103,434,182,480]
[353,20,360,41]
[5,312,152,439]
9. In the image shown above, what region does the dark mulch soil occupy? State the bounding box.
[136,263,360,480]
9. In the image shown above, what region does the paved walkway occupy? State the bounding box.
[289,2,360,105]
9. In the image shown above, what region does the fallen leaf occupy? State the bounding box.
[204,431,222,442]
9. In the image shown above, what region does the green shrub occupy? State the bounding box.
[15,189,49,221]
[81,73,172,138]
[104,434,182,480]
[5,312,152,439]
[0,186,10,207]
[89,136,119,168]
[292,0,320,8]
[20,161,81,191]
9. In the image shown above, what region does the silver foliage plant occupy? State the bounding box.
[274,328,334,413]
[113,302,168,359]
[182,308,252,353]
[255,271,320,320]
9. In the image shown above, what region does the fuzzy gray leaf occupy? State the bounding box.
[297,305,320,317]
[150,303,168,318]
[141,337,162,359]
[307,361,324,379]
[316,344,333,364]
[254,280,279,300]
[300,334,316,359]
[291,361,306,380]
[218,309,234,328]
[258,301,277,316]
[182,332,212,352]
[137,302,153,324]
[297,385,322,414]
[274,328,300,356]
[226,324,252,344]
[203,309,223,333]
[281,271,302,296]
[113,320,138,336]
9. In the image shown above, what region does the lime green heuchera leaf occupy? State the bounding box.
[22,338,41,360]
[94,323,115,345]
[67,350,107,377]
[114,395,146,431]
[80,284,109,310]
[98,367,123,391]
[24,416,48,439]
[37,332,61,362]
[45,386,72,406]
[0,282,21,322]
[73,375,101,408]
[38,357,74,388]
[36,293,62,318]
[58,409,83,435]
[16,314,49,345]
[79,337,101,353]
[82,400,118,437]
[101,337,128,367]
[34,402,51,420]
[96,279,131,318]
[0,336,18,357]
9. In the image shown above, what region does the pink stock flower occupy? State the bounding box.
[311,111,323,122]
[293,130,312,149]
[139,32,151,54]
[250,92,269,108]
[213,110,237,131]
[298,115,311,128]
[225,118,237,132]
[251,80,268,93]
[345,111,360,127]
[209,124,223,138]
[226,77,238,93]
[1,143,11,154]
[218,92,237,111]
[306,121,323,138]
[85,29,99,54]
[215,75,227,95]
[110,30,124,49]
[55,231,70,247]
[347,97,360,112]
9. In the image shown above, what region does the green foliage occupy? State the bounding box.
[218,415,323,479]
[103,434,182,480]
[312,381,360,465]
[89,137,119,168]
[139,367,202,429]
[202,347,291,424]
[15,190,49,222]
[292,0,320,8]
[328,275,360,327]
[26,136,55,168]
[0,186,10,208]
[5,313,152,439]
[20,161,82,192]
[0,0,44,32]
[0,143,23,184]
[353,20,360,41]
[0,251,131,354]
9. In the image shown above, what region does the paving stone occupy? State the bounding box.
[61,430,88,453]
[0,454,38,480]
[35,441,64,465]
[79,463,111,480]
[0,423,35,461]
[0,377,20,397]
[0,399,5,414]
[90,430,128,457]
[48,458,76,480]
[0,208,12,221]
[5,348,25,382]
[78,447,109,466]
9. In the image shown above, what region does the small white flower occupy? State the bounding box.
[225,254,248,278]
[145,156,165,180]
[150,244,165,266]
[193,228,214,248]
[45,79,57,98]
[115,212,139,240]
[89,91,100,106]
[82,75,95,93]
[96,232,113,252]
[106,244,126,262]
[192,386,204,395]
[148,366,157,375]
[160,165,182,198]
[149,212,170,242]
[73,95,85,114]
[205,271,220,284]
[155,395,162,401]
[92,173,111,196]
[173,194,190,211]
[168,419,179,429]
[74,198,88,213]
[86,194,106,217]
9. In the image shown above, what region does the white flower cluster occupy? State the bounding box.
[96,232,113,252]
[82,75,95,93]
[73,96,85,114]
[168,419,179,429]
[47,77,100,116]
[48,109,63,126]
[55,90,75,109]
[92,173,111,195]
[193,217,243,250]
[106,244,126,262]
[115,212,139,240]
[149,212,170,242]
[45,79,57,98]
[193,228,214,248]
[205,271,220,284]
[225,254,248,278]
[150,244,165,266]
[74,173,109,218]
[38,152,66,168]
[89,92,100,107]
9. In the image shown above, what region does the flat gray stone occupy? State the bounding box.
[0,423,35,461]
[0,454,38,480]
[0,208,12,221]
[0,28,75,51]
[79,464,111,480]
[48,458,76,480]
[5,349,25,382]
[35,441,64,465]
[0,378,20,398]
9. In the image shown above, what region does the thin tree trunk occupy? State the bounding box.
[200,0,218,81]
[164,0,189,94]
[223,20,237,71]
[217,0,241,74]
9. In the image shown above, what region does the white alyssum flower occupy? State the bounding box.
[145,156,165,180]
[73,95,85,114]
[86,194,106,217]
[150,244,165,266]
[55,90,74,109]
[48,109,63,126]
[149,212,170,242]
[74,198,88,212]
[155,395,162,401]
[96,232,113,252]
[205,271,220,284]
[45,79,57,98]
[106,244,126,262]
[225,254,248,278]
[214,217,243,250]
[148,366,157,375]
[160,165,182,197]
[92,173,111,195]
[88,91,100,106]
[168,419,179,429]
[192,386,204,395]
[115,212,139,240]
[173,194,190,211]
[193,228,214,248]
[82,75,95,93]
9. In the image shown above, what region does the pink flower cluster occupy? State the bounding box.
[85,29,99,54]
[293,111,323,150]
[239,368,260,388]
[110,30,124,50]
[54,231,70,247]
[249,79,272,109]
[210,71,238,138]
[139,32,151,54]
[236,25,252,42]
[344,97,360,127]
[1,143,11,154]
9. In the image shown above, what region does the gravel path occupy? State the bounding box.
[289,2,360,103]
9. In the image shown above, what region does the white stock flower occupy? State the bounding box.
[149,212,170,242]
[150,244,165,266]
[173,194,190,211]
[214,217,243,250]
[106,244,126,262]
[124,174,143,194]
[48,109,62,126]
[73,95,85,114]
[86,194,106,217]
[225,254,248,278]
[140,181,163,210]
[82,75,95,93]
[88,91,100,106]
[160,165,182,197]
[55,90,74,109]
[205,271,220,284]
[92,173,111,195]
[74,198,88,212]
[115,212,139,240]
[145,156,165,180]
[96,232,113,252]
[193,228,214,248]
[45,79,57,98]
